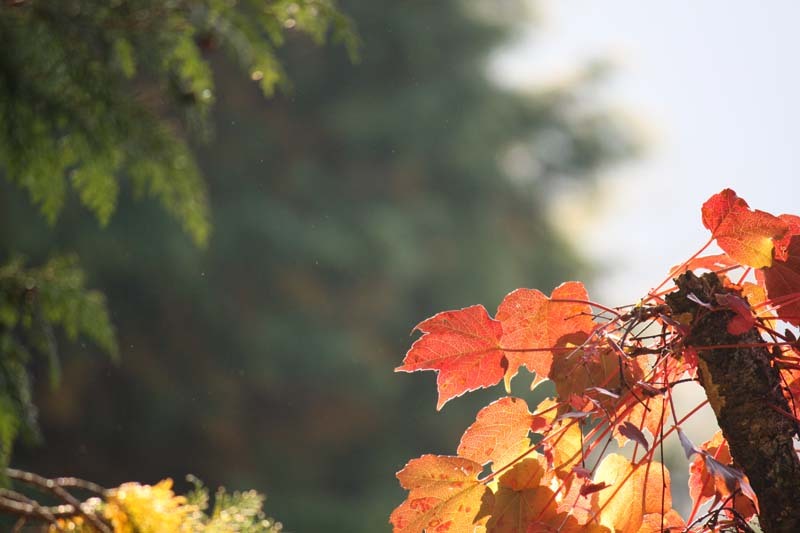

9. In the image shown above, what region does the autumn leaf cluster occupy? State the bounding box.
[392,189,800,532]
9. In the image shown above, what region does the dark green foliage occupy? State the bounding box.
[0,0,356,245]
[0,255,116,468]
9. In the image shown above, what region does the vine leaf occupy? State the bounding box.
[390,455,493,533]
[396,305,506,410]
[496,282,595,388]
[701,188,788,268]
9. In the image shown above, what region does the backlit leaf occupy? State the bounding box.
[762,233,800,326]
[543,418,583,477]
[496,282,595,387]
[687,431,758,520]
[638,510,685,533]
[458,397,534,470]
[391,455,492,533]
[591,454,673,533]
[486,458,606,533]
[397,306,506,410]
[701,188,788,268]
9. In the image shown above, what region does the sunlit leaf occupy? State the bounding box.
[687,431,758,520]
[390,455,492,533]
[496,282,595,387]
[542,418,583,477]
[486,458,607,533]
[397,306,506,410]
[458,397,534,470]
[762,233,800,326]
[701,188,788,268]
[591,454,673,533]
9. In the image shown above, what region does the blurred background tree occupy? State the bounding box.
[1,0,636,531]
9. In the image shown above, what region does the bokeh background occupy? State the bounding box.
[3,0,799,531]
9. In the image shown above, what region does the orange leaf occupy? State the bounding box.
[486,458,607,533]
[591,454,673,533]
[701,188,788,268]
[390,455,493,533]
[551,340,641,413]
[637,510,685,533]
[543,418,583,477]
[497,282,595,387]
[397,306,506,410]
[458,397,534,471]
[669,253,738,277]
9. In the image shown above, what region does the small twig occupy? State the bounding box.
[5,468,111,532]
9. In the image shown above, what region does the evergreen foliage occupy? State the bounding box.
[0,0,354,527]
[0,255,116,468]
[0,0,356,245]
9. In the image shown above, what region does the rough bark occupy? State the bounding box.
[665,271,800,533]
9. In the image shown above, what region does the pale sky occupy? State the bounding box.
[494,1,800,513]
[495,0,800,305]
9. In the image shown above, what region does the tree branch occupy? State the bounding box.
[666,271,800,532]
[3,468,111,532]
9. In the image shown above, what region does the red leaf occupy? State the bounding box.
[496,281,595,386]
[701,189,788,268]
[715,293,756,335]
[687,431,758,521]
[772,213,800,261]
[396,306,506,410]
[763,233,800,326]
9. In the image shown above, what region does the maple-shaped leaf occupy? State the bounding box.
[591,454,673,533]
[486,458,609,533]
[397,306,506,410]
[687,431,758,521]
[390,455,493,533]
[701,188,788,268]
[496,282,595,386]
[458,397,534,471]
[762,232,800,326]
